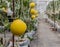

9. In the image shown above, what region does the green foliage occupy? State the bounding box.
[46,0,60,20]
[0,0,37,33]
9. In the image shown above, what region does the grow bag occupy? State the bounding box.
[17,38,30,47]
[47,18,60,32]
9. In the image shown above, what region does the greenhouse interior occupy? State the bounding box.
[0,0,60,47]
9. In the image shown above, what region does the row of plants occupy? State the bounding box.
[0,0,39,47]
[46,0,60,21]
[0,0,38,33]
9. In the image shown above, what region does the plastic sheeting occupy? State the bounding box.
[24,30,35,39]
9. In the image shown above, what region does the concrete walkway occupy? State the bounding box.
[30,20,60,47]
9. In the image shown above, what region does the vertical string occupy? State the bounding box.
[12,0,15,47]
[12,35,14,47]
[27,0,30,31]
[12,0,15,17]
[29,0,32,31]
[22,0,25,19]
[22,0,24,18]
[53,0,55,29]
[1,0,2,3]
[19,0,20,18]
[21,0,23,19]
[20,0,22,19]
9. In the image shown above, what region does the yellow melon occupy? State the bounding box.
[2,7,7,13]
[10,19,27,36]
[29,2,35,8]
[31,15,36,19]
[30,9,36,15]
